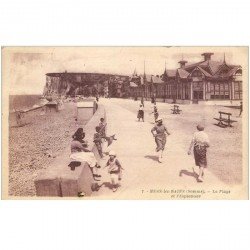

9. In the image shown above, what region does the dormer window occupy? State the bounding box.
[235,69,242,76]
[192,70,202,77]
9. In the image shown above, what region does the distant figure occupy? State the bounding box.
[188,124,210,183]
[141,97,144,107]
[104,150,123,192]
[239,101,243,117]
[151,96,155,104]
[137,104,144,122]
[96,95,99,102]
[151,118,170,163]
[70,128,101,180]
[15,111,22,126]
[152,104,159,122]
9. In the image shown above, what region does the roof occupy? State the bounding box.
[207,61,223,75]
[139,74,153,82]
[130,82,138,87]
[177,68,190,78]
[183,61,206,72]
[46,72,129,78]
[151,75,164,84]
[182,60,222,75]
[225,66,241,77]
[164,69,177,78]
[196,66,212,77]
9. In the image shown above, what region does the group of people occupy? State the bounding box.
[70,118,122,192]
[137,99,159,123]
[151,116,210,182]
[137,97,210,183]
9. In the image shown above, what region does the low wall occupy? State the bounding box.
[34,104,106,197]
[122,97,242,106]
[198,100,242,106]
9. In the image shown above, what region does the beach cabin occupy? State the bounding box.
[45,101,58,112]
[76,101,96,125]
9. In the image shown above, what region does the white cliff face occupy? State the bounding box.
[44,73,130,98]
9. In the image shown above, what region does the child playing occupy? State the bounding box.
[105,150,123,192]
[99,118,107,138]
[93,126,104,158]
[98,118,117,147]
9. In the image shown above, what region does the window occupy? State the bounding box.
[235,69,242,76]
[185,84,189,99]
[210,82,231,99]
[234,81,242,99]
[192,70,202,77]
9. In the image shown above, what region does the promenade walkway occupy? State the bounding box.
[92,99,234,199]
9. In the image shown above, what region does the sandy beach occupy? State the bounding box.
[8,102,79,196]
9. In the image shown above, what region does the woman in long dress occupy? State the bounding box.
[151,118,170,163]
[188,124,210,182]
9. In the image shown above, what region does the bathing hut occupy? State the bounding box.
[45,101,58,112]
[76,101,96,125]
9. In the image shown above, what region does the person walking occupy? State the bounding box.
[188,124,210,182]
[141,97,144,107]
[151,118,170,163]
[137,104,144,122]
[152,104,159,122]
[239,101,243,117]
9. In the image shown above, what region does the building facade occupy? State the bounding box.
[45,52,242,104]
[162,53,242,104]
[128,52,242,104]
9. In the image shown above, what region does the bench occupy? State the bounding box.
[34,103,105,197]
[214,111,237,128]
[171,105,182,114]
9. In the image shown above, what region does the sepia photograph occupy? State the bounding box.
[1,46,248,199]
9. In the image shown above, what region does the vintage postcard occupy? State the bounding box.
[1,46,248,199]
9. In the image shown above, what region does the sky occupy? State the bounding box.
[2,46,247,95]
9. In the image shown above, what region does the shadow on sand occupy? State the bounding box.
[144,155,159,162]
[96,182,121,191]
[179,168,198,181]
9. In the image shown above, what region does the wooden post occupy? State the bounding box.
[232,81,235,100]
[190,82,193,101]
[203,81,206,100]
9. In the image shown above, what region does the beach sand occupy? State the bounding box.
[8,103,79,196]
